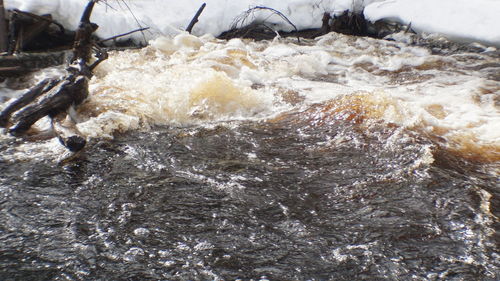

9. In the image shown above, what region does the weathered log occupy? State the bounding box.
[0,0,105,152]
[0,78,59,127]
[0,0,7,52]
[8,74,88,136]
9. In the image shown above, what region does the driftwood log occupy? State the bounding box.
[5,8,71,55]
[0,0,7,52]
[0,0,106,152]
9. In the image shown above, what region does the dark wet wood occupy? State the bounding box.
[13,14,52,53]
[51,110,86,152]
[0,0,105,152]
[282,12,331,39]
[4,9,74,54]
[11,9,65,34]
[0,78,59,127]
[0,51,70,77]
[330,10,367,36]
[71,0,97,63]
[8,75,88,135]
[218,9,413,42]
[0,0,7,52]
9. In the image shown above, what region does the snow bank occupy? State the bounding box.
[364,0,500,47]
[4,0,500,46]
[4,0,352,40]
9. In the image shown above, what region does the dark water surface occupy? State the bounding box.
[0,116,498,280]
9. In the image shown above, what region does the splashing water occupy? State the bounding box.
[69,32,499,165]
[0,32,498,280]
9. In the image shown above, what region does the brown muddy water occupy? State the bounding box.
[0,32,499,280]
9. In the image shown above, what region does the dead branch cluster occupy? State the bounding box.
[218,7,413,41]
[0,1,203,153]
[0,0,108,152]
[0,4,76,76]
[0,0,150,77]
[1,9,74,55]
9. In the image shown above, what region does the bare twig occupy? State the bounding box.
[98,27,149,43]
[99,0,118,12]
[118,0,147,43]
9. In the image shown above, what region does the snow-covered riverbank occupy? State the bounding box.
[4,0,500,47]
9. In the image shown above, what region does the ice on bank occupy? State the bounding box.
[4,0,500,47]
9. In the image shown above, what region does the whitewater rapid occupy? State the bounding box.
[0,32,499,171]
[77,33,499,164]
[1,32,499,281]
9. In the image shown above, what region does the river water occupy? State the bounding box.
[0,32,499,280]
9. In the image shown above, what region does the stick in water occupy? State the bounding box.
[186,3,206,34]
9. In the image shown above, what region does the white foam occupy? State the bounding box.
[75,33,499,157]
[1,32,498,163]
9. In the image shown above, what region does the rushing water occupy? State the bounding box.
[0,32,499,280]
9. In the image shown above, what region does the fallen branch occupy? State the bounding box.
[0,78,59,127]
[0,65,23,76]
[6,8,71,54]
[114,0,147,44]
[12,14,52,53]
[8,75,88,135]
[0,0,106,152]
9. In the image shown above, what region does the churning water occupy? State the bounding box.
[0,32,499,280]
